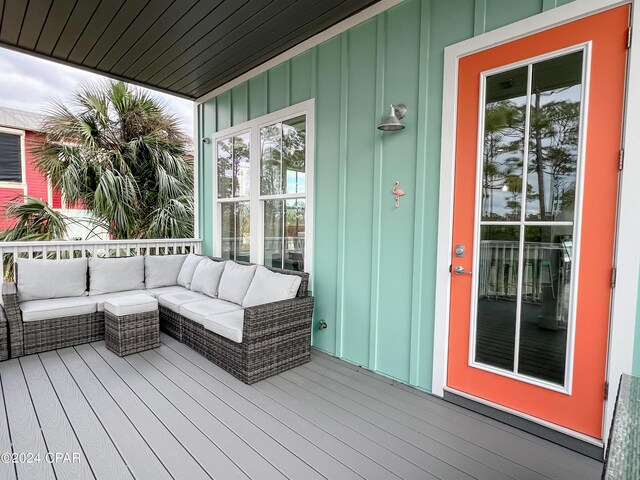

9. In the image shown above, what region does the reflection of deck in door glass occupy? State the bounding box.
[475,50,583,386]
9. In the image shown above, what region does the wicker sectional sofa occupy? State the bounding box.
[1,254,314,383]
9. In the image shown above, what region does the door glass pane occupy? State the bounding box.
[518,225,572,384]
[261,115,306,196]
[482,67,528,221]
[475,225,520,371]
[220,202,250,262]
[526,51,583,221]
[217,133,250,199]
[264,199,283,269]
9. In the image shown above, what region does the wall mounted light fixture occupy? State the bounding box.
[378,104,407,131]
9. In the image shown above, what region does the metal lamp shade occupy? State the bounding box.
[377,104,406,131]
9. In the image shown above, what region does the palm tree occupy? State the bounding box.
[33,81,193,239]
[0,196,69,242]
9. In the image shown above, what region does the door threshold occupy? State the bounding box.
[444,388,604,460]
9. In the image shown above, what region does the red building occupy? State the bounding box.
[0,106,66,231]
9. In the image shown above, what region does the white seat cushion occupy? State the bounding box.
[158,291,209,314]
[145,286,188,298]
[104,294,158,317]
[190,258,225,298]
[202,310,245,343]
[217,262,257,305]
[20,297,97,322]
[242,266,302,307]
[144,255,187,288]
[17,258,88,301]
[176,253,204,289]
[179,298,241,325]
[89,257,145,295]
[89,290,149,312]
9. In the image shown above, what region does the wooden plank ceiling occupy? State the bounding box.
[0,0,380,99]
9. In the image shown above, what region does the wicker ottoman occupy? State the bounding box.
[104,294,160,356]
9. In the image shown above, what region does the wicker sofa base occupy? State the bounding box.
[105,309,160,357]
[182,308,311,385]
[0,308,9,361]
[22,312,105,356]
[159,306,182,342]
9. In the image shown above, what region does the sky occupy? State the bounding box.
[0,47,194,135]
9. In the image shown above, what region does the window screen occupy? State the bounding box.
[0,133,22,182]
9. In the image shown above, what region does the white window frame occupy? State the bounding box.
[0,126,27,191]
[212,99,315,280]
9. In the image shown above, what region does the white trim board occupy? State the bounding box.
[433,0,636,444]
[194,0,403,105]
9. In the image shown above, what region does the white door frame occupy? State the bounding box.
[433,0,640,442]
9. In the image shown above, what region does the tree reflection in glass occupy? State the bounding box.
[261,116,306,196]
[482,67,527,221]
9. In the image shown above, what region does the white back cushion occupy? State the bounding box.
[190,258,225,298]
[242,266,302,307]
[89,256,145,295]
[17,258,88,301]
[218,262,257,305]
[176,253,204,289]
[144,255,187,288]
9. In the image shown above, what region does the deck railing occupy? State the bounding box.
[0,238,202,281]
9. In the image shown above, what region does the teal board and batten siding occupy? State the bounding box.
[197,0,576,391]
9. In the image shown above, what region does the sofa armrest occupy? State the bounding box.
[2,283,23,357]
[243,296,314,343]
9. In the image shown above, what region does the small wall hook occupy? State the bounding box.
[392,181,405,208]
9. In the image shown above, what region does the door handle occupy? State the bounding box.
[453,265,472,275]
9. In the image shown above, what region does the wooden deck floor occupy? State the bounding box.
[0,333,601,480]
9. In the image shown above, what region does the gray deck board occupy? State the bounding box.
[0,334,602,480]
[56,347,172,480]
[38,350,134,480]
[0,364,16,480]
[0,359,55,480]
[152,339,372,480]
[309,353,600,480]
[136,349,313,480]
[74,343,220,480]
[19,355,95,480]
[284,368,519,480]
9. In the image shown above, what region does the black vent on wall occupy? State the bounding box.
[0,132,22,182]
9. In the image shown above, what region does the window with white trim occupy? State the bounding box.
[214,101,314,274]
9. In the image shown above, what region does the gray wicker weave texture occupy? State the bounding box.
[182,295,314,384]
[159,306,182,342]
[603,374,640,480]
[23,312,104,355]
[0,306,9,361]
[105,309,160,357]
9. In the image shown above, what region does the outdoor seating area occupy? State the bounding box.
[0,253,313,384]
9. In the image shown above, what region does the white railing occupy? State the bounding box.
[0,239,202,280]
[478,239,571,326]
[0,238,201,260]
